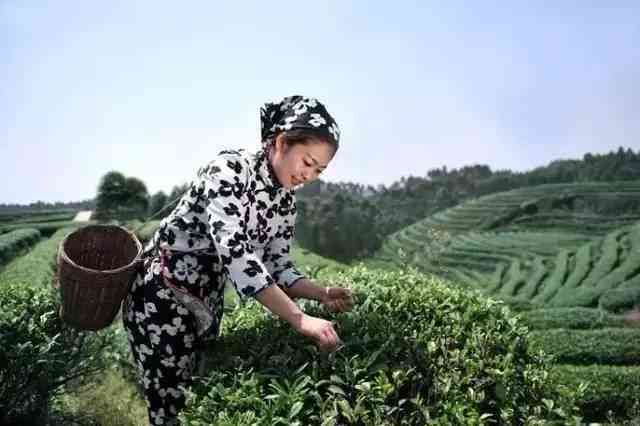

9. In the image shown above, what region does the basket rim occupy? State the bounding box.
[58,224,143,274]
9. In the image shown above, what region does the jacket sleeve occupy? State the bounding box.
[263,218,306,290]
[200,152,276,299]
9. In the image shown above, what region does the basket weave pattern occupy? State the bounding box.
[57,225,142,330]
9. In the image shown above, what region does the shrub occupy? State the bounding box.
[0,220,84,237]
[532,250,569,304]
[518,256,547,300]
[549,286,602,308]
[551,364,640,422]
[519,307,624,330]
[489,295,539,312]
[579,230,622,288]
[135,219,161,242]
[599,287,640,313]
[0,226,119,424]
[0,282,116,425]
[0,228,40,266]
[180,267,580,425]
[529,328,640,365]
[0,227,73,288]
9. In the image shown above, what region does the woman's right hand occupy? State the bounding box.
[294,314,341,352]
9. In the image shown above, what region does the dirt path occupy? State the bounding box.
[72,210,93,222]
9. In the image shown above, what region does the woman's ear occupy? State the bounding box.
[274,133,287,156]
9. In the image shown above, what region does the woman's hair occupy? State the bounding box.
[276,129,338,154]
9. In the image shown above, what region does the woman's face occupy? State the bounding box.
[270,134,335,189]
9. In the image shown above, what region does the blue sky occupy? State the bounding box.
[2,1,639,204]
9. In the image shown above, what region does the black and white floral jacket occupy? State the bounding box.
[150,148,305,299]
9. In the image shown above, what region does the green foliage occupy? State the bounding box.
[123,219,143,233]
[0,282,116,424]
[371,179,640,274]
[591,225,640,292]
[518,256,547,300]
[578,229,623,288]
[529,328,640,365]
[489,296,539,312]
[95,171,150,221]
[296,193,385,263]
[599,287,640,313]
[0,227,74,287]
[549,243,593,305]
[532,250,569,304]
[0,228,40,266]
[147,190,168,216]
[134,219,161,242]
[0,220,84,237]
[298,147,640,262]
[551,364,640,422]
[51,369,147,426]
[486,263,506,293]
[518,307,625,330]
[291,245,347,280]
[499,259,525,297]
[0,212,75,225]
[562,243,593,289]
[181,267,580,425]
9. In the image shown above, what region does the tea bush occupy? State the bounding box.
[0,228,40,266]
[599,287,640,313]
[519,307,625,330]
[0,282,116,425]
[551,364,640,422]
[0,227,73,288]
[0,226,118,424]
[0,220,83,237]
[529,328,640,365]
[180,267,580,425]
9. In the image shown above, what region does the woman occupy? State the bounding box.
[122,95,354,425]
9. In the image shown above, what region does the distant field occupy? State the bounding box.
[373,181,640,294]
[369,180,640,420]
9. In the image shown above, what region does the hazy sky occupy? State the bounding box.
[2,1,639,204]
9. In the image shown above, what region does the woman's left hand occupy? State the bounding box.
[321,287,354,313]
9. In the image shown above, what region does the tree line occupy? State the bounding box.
[294,146,640,262]
[5,147,638,263]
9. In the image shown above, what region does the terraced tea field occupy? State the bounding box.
[370,180,640,419]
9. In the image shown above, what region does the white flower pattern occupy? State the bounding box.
[173,255,200,284]
[308,113,327,127]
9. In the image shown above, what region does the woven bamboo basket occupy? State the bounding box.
[57,224,143,331]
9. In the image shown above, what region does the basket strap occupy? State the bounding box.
[131,191,185,235]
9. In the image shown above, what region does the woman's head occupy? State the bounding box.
[268,130,336,189]
[260,96,340,189]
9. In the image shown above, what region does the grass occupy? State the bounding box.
[52,370,147,426]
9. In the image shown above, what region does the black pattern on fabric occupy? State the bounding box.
[260,95,341,150]
[122,148,307,425]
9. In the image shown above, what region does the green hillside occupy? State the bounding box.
[368,180,640,421]
[373,181,640,278]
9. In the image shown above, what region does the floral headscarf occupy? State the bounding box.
[260,95,340,151]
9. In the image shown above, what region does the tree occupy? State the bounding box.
[148,191,168,217]
[168,183,190,203]
[95,171,149,220]
[124,177,150,214]
[95,171,127,219]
